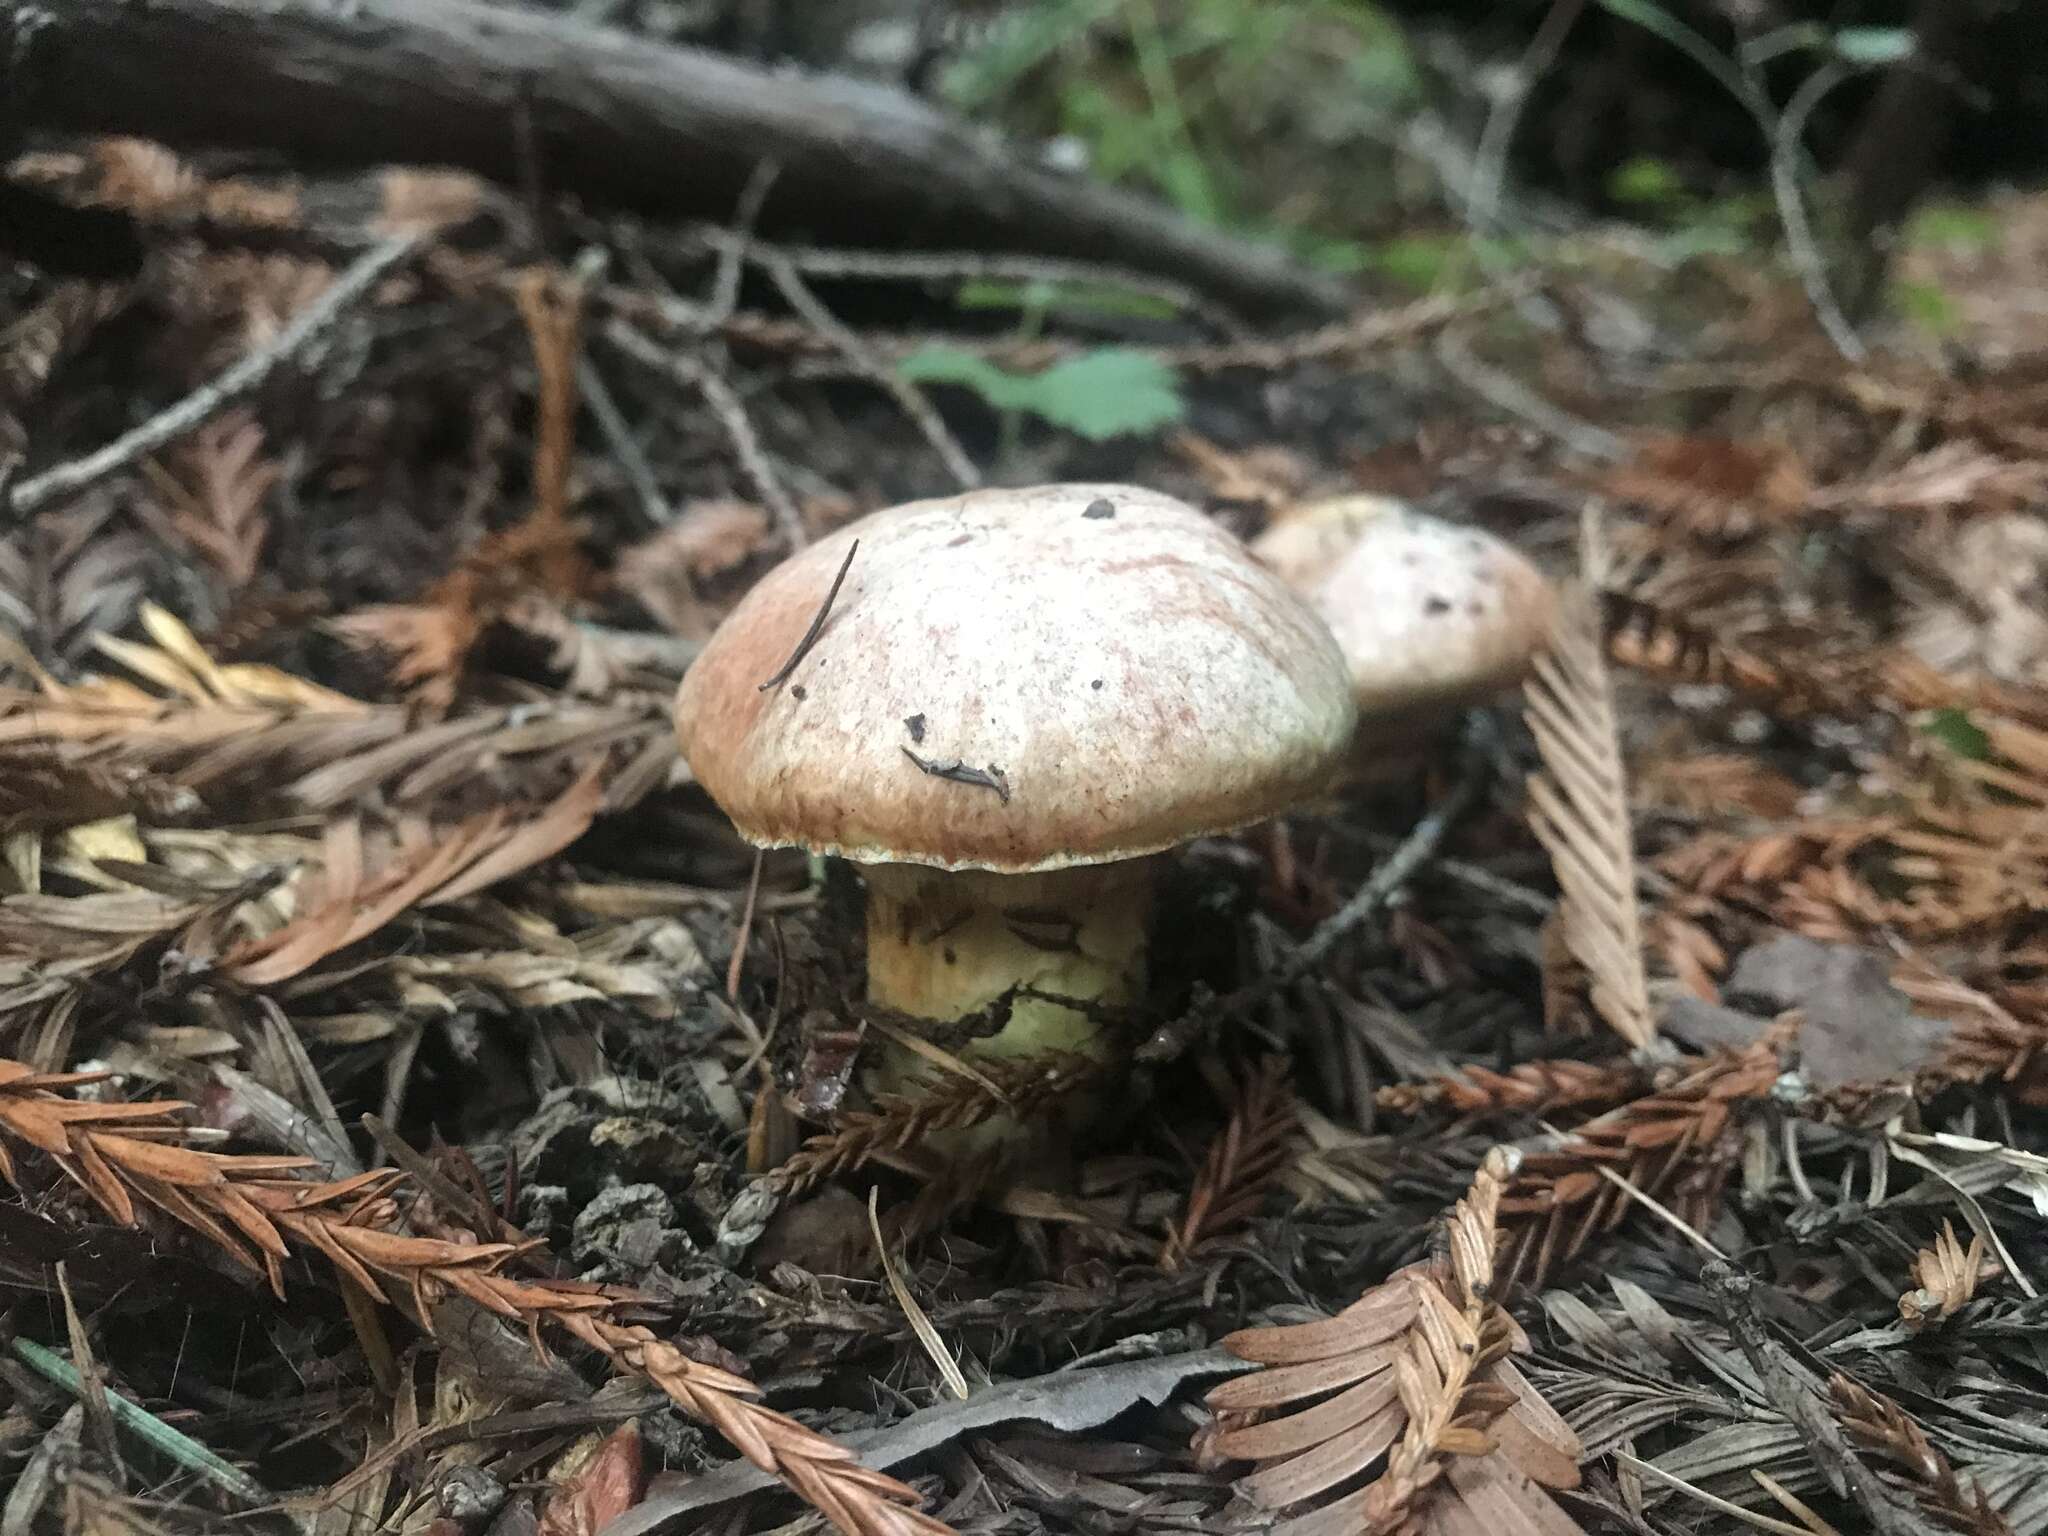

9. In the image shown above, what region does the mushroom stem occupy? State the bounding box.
[861,858,1156,1075]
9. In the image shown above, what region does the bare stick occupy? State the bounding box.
[1434,326,1625,461]
[6,231,422,520]
[602,318,805,550]
[576,357,672,528]
[1704,1261,1919,1536]
[1138,714,1499,1066]
[26,0,1348,321]
[1770,61,1868,364]
[764,256,980,490]
[695,232,1242,336]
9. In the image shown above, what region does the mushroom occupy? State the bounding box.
[674,484,1356,1108]
[1250,495,1556,763]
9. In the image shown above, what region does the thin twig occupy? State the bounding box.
[577,357,672,528]
[758,538,858,691]
[1140,714,1497,1066]
[708,161,782,327]
[1469,0,1586,236]
[727,849,765,1001]
[602,318,805,550]
[1613,1452,1828,1536]
[1590,1161,1728,1261]
[763,255,980,489]
[1466,0,1586,333]
[1433,326,1625,460]
[699,234,1235,333]
[1770,60,1868,362]
[7,231,423,520]
[1704,1261,1922,1536]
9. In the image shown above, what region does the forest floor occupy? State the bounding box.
[5,14,2048,1536]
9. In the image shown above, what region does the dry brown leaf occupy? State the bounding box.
[616,500,772,640]
[540,1424,647,1536]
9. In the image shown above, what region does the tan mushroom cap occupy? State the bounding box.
[1250,496,1556,716]
[675,484,1357,873]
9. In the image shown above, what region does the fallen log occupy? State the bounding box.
[9,0,1352,321]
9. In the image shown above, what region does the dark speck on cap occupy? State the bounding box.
[1083,498,1116,520]
[1425,595,1451,615]
[904,713,926,743]
[792,684,808,701]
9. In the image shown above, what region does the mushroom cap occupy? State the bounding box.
[674,483,1357,873]
[1250,496,1556,716]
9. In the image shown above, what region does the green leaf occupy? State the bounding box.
[1894,280,1960,336]
[1608,156,1687,208]
[1921,708,1990,761]
[1832,26,1916,65]
[898,346,1187,441]
[1905,204,1999,252]
[951,279,1180,322]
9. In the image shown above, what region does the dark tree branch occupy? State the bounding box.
[10,0,1351,322]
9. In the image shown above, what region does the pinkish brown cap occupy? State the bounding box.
[675,484,1357,873]
[1250,496,1556,716]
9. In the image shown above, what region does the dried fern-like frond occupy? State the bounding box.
[775,1053,1103,1195]
[142,409,277,588]
[1160,1056,1295,1270]
[1497,1036,1784,1289]
[0,1059,954,1536]
[0,281,126,478]
[1602,584,2048,732]
[334,269,595,710]
[1377,1059,1648,1121]
[1601,432,1811,540]
[218,768,602,986]
[1898,1220,1986,1330]
[1205,1149,1585,1536]
[1525,583,1654,1048]
[1602,587,1838,712]
[1894,954,2048,1105]
[0,603,670,824]
[1660,802,2048,948]
[1829,1375,2015,1536]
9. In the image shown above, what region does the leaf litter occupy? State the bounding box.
[2,111,2048,1536]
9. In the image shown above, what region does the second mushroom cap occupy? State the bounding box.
[1250,494,1557,720]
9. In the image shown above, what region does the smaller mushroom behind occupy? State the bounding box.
[1249,495,1557,771]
